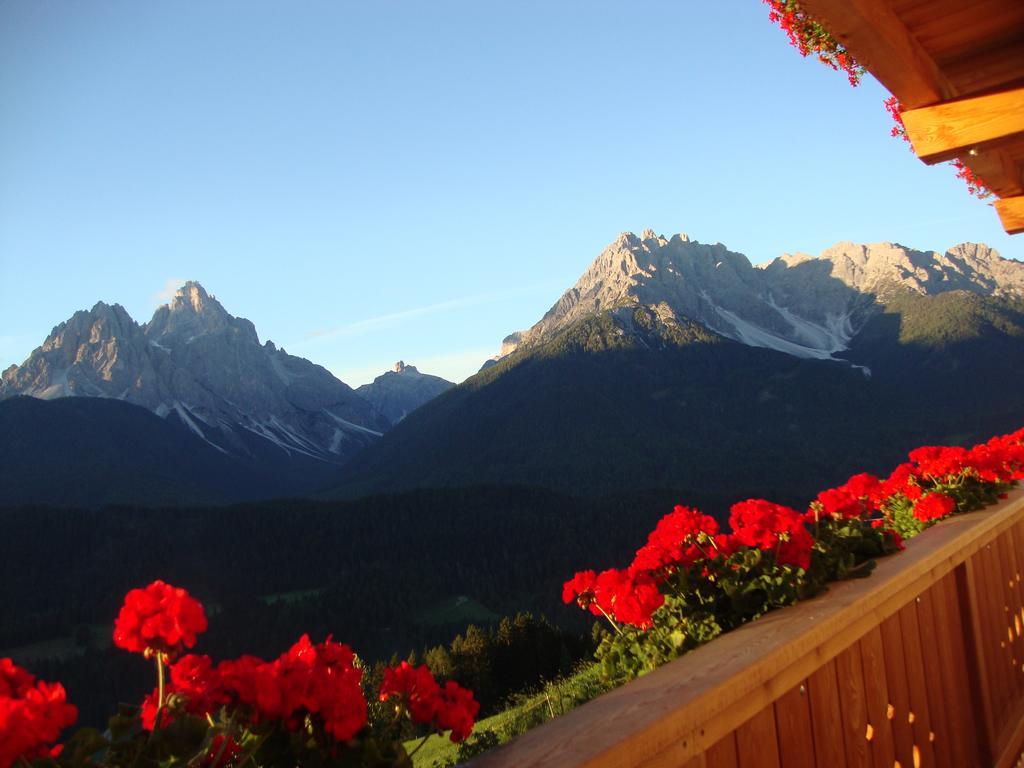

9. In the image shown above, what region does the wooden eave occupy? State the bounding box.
[799,0,1024,234]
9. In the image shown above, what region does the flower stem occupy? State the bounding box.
[239,732,270,767]
[595,604,623,636]
[407,734,432,758]
[156,652,166,712]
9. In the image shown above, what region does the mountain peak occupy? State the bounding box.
[356,363,454,424]
[393,360,419,374]
[145,281,255,344]
[168,281,221,316]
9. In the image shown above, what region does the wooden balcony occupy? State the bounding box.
[472,489,1024,767]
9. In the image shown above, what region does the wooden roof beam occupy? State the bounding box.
[996,196,1024,235]
[797,0,954,108]
[901,85,1024,164]
[959,147,1024,199]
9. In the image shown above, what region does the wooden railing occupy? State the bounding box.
[471,489,1024,767]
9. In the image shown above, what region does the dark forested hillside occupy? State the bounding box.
[0,396,344,506]
[0,487,671,725]
[330,294,1024,503]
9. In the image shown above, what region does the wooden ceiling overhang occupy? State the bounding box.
[799,0,1024,234]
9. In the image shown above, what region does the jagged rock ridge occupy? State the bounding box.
[1,281,389,464]
[355,361,455,424]
[494,230,1024,366]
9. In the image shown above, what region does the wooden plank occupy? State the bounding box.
[900,1,1024,63]
[901,85,1024,163]
[704,733,739,768]
[835,644,872,768]
[773,682,816,768]
[807,661,847,768]
[470,491,1024,768]
[942,37,1024,99]
[736,706,781,768]
[1006,524,1024,698]
[797,0,954,108]
[897,601,939,768]
[879,613,916,766]
[997,531,1024,768]
[932,573,984,765]
[957,557,998,765]
[993,694,1024,768]
[949,568,988,765]
[859,626,897,767]
[995,530,1023,705]
[995,195,1024,235]
[977,543,1010,729]
[915,586,953,768]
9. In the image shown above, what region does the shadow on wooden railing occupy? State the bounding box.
[471,489,1024,768]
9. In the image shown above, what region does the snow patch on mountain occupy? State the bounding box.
[491,232,1024,369]
[0,281,390,464]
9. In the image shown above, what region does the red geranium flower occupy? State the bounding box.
[881,462,923,500]
[139,688,171,731]
[434,681,479,743]
[593,568,664,629]
[379,662,441,724]
[217,636,367,742]
[729,499,814,570]
[913,493,956,522]
[631,505,720,573]
[113,580,208,656]
[562,570,599,615]
[0,659,77,768]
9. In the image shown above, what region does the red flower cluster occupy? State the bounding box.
[565,427,1024,636]
[0,658,77,768]
[562,569,598,612]
[763,0,863,85]
[146,635,368,741]
[730,499,814,570]
[435,681,480,742]
[914,493,956,522]
[813,472,884,520]
[379,662,479,742]
[812,429,1024,526]
[113,580,208,656]
[562,567,664,629]
[884,95,907,140]
[562,507,728,629]
[5,582,484,765]
[595,568,665,629]
[882,431,1024,518]
[632,506,723,572]
[952,159,991,199]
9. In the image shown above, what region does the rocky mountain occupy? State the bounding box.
[497,230,1024,367]
[1,282,389,474]
[330,232,1024,509]
[355,361,454,424]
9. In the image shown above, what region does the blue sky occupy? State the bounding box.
[2,2,1020,386]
